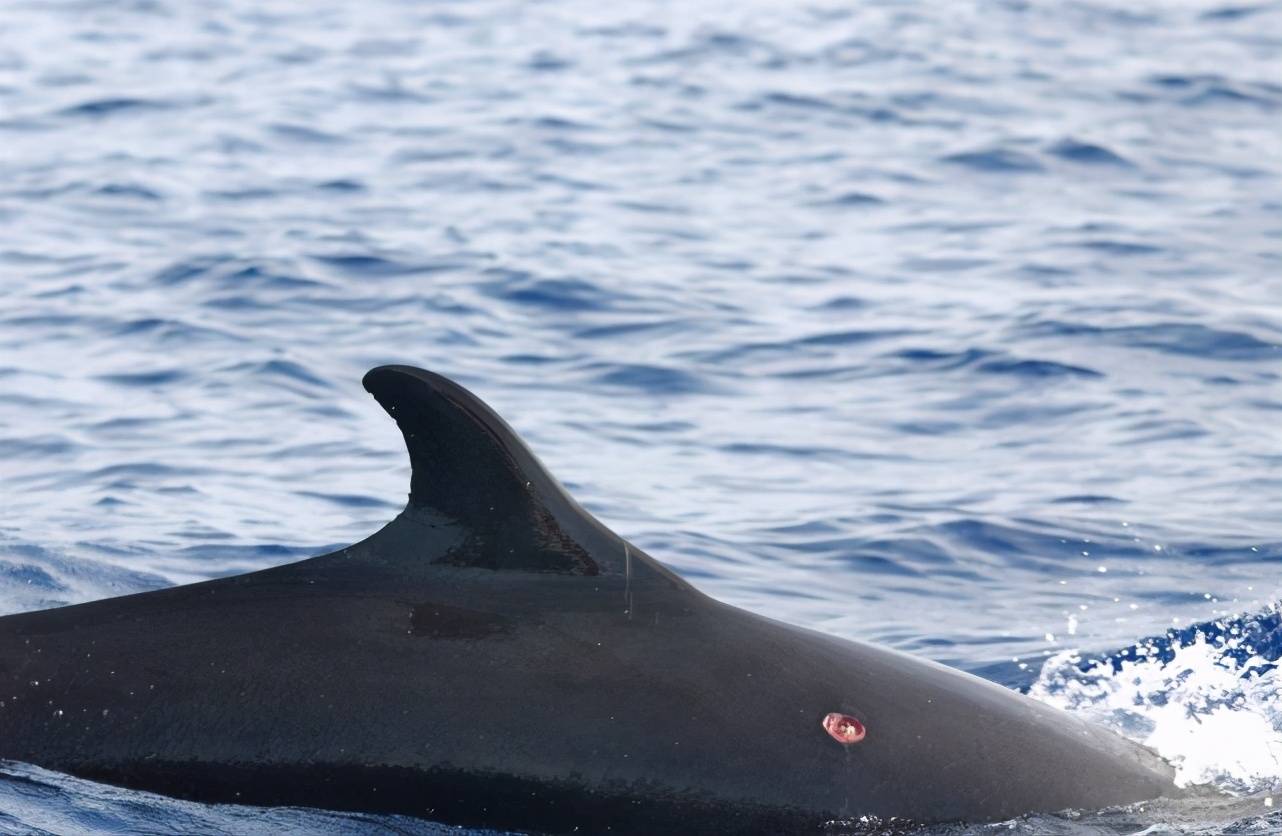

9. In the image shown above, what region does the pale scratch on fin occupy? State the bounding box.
[624,543,633,620]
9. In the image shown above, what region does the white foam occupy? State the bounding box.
[1030,614,1282,794]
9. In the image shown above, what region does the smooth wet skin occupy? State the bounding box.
[0,366,1178,833]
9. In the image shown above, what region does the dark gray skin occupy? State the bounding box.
[0,366,1178,833]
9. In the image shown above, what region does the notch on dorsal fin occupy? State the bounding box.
[363,365,632,576]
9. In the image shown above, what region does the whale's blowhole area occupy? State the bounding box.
[823,712,866,744]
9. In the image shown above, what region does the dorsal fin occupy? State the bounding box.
[362,365,642,577]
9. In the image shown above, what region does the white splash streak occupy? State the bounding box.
[1030,626,1282,794]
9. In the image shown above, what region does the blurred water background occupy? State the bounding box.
[1,0,1281,832]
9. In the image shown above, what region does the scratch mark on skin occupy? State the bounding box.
[624,543,633,621]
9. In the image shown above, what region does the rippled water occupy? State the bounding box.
[2,0,1281,832]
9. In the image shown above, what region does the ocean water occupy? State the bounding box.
[1,0,1281,832]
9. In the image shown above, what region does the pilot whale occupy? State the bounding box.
[0,365,1176,833]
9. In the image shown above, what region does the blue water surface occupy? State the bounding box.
[1,0,1281,832]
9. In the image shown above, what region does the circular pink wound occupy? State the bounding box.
[823,712,866,744]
